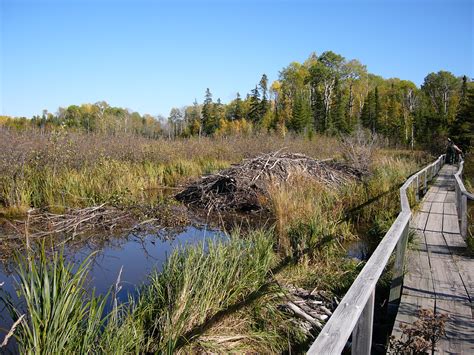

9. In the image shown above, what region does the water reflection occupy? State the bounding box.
[0,225,223,344]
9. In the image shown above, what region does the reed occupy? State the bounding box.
[1,248,108,354]
[1,230,276,353]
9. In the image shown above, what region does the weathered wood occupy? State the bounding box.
[430,202,443,214]
[391,294,435,341]
[286,302,322,329]
[433,193,446,202]
[308,155,447,354]
[402,232,435,299]
[426,213,443,232]
[389,222,409,304]
[412,211,429,230]
[443,203,457,215]
[425,231,469,302]
[434,299,474,354]
[443,214,460,234]
[444,191,456,203]
[307,212,411,354]
[424,192,437,202]
[415,175,420,202]
[460,194,467,238]
[420,201,432,212]
[351,290,374,355]
[443,233,474,300]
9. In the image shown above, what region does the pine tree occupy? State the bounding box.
[450,78,473,152]
[202,88,217,134]
[259,74,269,118]
[247,86,261,123]
[234,92,243,120]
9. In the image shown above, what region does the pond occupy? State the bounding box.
[0,225,223,347]
[0,219,370,352]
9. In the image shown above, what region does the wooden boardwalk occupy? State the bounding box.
[392,164,474,354]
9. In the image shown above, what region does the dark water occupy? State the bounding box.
[0,221,370,351]
[0,225,223,341]
[345,238,370,260]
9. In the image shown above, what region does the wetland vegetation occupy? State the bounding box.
[0,50,472,353]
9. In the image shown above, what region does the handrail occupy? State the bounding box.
[308,154,445,355]
[454,159,474,237]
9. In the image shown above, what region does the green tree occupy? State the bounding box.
[202,88,218,134]
[247,86,261,123]
[450,77,473,152]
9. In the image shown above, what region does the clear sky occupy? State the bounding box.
[1,0,472,118]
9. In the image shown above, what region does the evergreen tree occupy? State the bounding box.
[259,74,269,118]
[450,79,473,152]
[234,93,243,120]
[247,86,261,123]
[202,88,217,134]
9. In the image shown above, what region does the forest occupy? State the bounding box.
[1,50,473,153]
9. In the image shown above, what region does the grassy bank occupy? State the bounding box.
[1,231,277,353]
[1,149,428,353]
[0,129,339,216]
[0,129,432,352]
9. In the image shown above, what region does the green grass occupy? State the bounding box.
[1,248,108,354]
[1,230,276,354]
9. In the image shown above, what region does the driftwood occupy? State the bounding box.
[176,151,362,212]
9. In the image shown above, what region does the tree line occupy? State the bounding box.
[1,50,472,152]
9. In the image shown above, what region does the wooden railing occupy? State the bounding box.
[454,159,474,238]
[307,155,445,355]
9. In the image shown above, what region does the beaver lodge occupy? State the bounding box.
[176,151,363,212]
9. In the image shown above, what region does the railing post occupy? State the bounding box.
[424,169,427,193]
[352,289,375,355]
[455,181,461,219]
[460,194,467,238]
[415,175,420,202]
[388,220,409,313]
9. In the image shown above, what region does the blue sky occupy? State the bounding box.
[1,0,472,117]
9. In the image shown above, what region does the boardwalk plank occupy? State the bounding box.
[430,202,444,214]
[391,294,435,341]
[426,214,443,232]
[412,212,429,230]
[434,300,474,354]
[403,232,435,299]
[425,192,437,202]
[445,192,456,203]
[433,193,447,202]
[443,203,457,215]
[393,165,473,354]
[443,214,460,234]
[425,232,469,302]
[443,233,474,300]
[420,201,432,213]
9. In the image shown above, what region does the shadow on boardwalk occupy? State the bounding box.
[391,165,473,354]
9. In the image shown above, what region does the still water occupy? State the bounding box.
[0,223,369,351]
[0,225,223,343]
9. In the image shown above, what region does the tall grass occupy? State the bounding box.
[267,176,353,257]
[0,129,340,215]
[1,230,276,353]
[1,249,108,354]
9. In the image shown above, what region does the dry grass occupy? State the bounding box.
[0,129,340,215]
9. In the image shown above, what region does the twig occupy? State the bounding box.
[1,314,25,348]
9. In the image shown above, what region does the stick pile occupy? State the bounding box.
[280,284,337,336]
[176,151,362,212]
[11,204,130,240]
